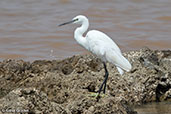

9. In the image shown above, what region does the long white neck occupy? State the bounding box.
[74,18,89,49]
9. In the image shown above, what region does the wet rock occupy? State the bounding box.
[0,48,170,113]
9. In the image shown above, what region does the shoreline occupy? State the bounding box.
[0,47,170,113]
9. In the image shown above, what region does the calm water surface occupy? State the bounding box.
[135,101,171,114]
[0,0,171,61]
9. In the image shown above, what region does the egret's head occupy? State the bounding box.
[72,15,88,24]
[59,15,88,26]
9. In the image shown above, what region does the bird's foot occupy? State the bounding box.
[88,92,105,98]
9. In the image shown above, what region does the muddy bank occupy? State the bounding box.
[0,47,170,114]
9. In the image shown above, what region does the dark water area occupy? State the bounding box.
[0,0,171,61]
[135,101,171,114]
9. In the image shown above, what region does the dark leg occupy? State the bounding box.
[98,62,109,95]
[103,62,109,94]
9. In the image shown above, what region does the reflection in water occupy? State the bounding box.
[0,0,171,61]
[135,101,171,114]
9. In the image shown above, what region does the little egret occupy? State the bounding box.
[59,15,132,96]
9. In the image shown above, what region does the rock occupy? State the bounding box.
[0,88,67,114]
[0,48,170,113]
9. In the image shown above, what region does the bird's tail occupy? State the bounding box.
[118,54,132,72]
[116,67,124,75]
[106,51,132,73]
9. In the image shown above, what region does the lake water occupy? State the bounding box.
[0,0,171,61]
[135,101,171,114]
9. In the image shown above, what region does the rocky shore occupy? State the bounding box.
[0,47,170,114]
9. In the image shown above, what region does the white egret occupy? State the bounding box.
[59,15,132,96]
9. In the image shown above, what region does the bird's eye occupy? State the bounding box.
[75,18,79,21]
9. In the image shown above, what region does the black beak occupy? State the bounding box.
[58,20,75,27]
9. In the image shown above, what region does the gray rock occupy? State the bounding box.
[0,48,170,113]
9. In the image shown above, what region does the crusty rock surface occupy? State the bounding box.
[0,48,170,114]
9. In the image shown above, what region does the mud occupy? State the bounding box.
[0,47,170,114]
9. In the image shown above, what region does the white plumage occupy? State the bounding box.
[72,15,132,74]
[86,30,131,73]
[59,15,132,95]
